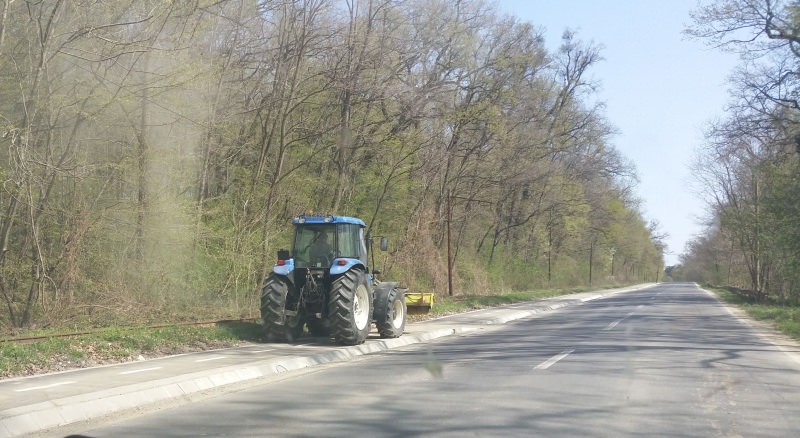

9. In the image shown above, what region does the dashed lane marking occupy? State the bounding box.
[534,349,575,370]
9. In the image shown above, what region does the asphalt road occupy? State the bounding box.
[39,282,800,437]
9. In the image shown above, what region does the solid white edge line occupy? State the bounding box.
[534,349,575,370]
[119,367,162,375]
[14,381,77,392]
[195,356,226,363]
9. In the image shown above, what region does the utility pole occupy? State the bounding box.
[447,189,453,297]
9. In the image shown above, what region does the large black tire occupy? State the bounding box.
[375,286,406,338]
[328,269,373,345]
[261,274,304,342]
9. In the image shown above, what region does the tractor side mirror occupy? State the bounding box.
[379,237,388,252]
[277,248,290,261]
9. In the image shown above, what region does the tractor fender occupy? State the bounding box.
[273,258,295,276]
[329,258,366,277]
[272,259,295,287]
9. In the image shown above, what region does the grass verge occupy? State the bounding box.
[0,322,263,379]
[710,287,800,341]
[1,284,627,379]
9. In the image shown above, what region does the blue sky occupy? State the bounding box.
[494,0,740,265]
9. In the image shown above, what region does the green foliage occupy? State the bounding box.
[0,0,664,330]
[682,0,800,299]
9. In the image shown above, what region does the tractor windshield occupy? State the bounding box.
[293,225,335,268]
[293,223,367,268]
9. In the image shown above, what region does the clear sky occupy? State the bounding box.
[494,0,740,266]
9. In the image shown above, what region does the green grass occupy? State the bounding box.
[711,287,800,341]
[0,285,625,379]
[0,322,264,379]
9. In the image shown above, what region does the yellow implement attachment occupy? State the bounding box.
[405,291,434,315]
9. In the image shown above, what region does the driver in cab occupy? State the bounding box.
[309,231,332,266]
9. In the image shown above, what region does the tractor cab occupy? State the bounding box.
[290,213,368,270]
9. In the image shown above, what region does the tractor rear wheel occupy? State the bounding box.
[329,269,372,345]
[375,287,406,338]
[261,274,304,342]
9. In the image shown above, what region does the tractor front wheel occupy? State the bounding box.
[375,287,406,338]
[261,274,304,342]
[329,269,372,345]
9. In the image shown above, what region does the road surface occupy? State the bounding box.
[39,282,800,437]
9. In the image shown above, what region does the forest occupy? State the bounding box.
[0,0,664,330]
[671,0,800,302]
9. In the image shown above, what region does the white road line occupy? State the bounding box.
[14,381,76,392]
[534,349,575,370]
[293,344,324,349]
[195,356,226,363]
[119,367,162,375]
[248,349,274,353]
[606,310,636,330]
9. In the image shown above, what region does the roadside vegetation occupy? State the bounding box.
[10,283,797,379]
[669,1,800,303]
[711,287,800,341]
[1,285,620,379]
[0,0,664,336]
[0,323,262,379]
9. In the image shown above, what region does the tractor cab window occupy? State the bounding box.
[293,225,335,268]
[293,223,367,268]
[336,223,367,264]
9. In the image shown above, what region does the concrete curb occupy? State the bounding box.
[0,284,655,437]
[0,327,477,437]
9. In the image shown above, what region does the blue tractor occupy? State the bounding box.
[261,213,407,345]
